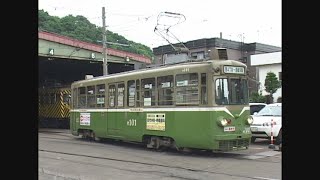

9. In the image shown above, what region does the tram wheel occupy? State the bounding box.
[146,136,161,150]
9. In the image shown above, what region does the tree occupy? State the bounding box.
[250,90,266,103]
[264,72,281,103]
[277,96,282,103]
[38,9,153,59]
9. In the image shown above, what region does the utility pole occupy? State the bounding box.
[102,7,108,75]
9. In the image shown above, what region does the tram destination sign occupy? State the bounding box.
[223,66,245,74]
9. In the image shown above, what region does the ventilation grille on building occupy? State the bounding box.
[217,49,228,60]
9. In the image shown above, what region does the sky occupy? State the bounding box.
[38,0,281,49]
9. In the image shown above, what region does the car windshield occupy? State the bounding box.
[256,105,281,116]
[250,105,266,115]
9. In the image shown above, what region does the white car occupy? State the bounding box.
[250,103,282,144]
[249,103,267,115]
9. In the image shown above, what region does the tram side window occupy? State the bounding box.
[96,84,105,108]
[109,85,116,107]
[72,88,77,108]
[78,87,86,108]
[158,75,173,106]
[117,83,125,107]
[127,80,135,107]
[136,80,140,107]
[141,78,156,106]
[176,73,199,105]
[201,73,207,105]
[87,86,96,108]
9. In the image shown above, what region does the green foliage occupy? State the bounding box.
[38,9,154,59]
[249,91,266,103]
[277,96,282,103]
[264,72,281,103]
[265,95,273,104]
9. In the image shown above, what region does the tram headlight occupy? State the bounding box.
[217,117,228,127]
[246,116,254,125]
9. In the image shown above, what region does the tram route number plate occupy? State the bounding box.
[224,126,235,132]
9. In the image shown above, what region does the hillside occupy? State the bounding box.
[38,9,153,59]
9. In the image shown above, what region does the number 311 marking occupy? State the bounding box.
[127,119,137,126]
[182,68,189,72]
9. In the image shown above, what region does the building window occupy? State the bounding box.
[191,51,204,59]
[217,48,228,60]
[279,72,282,86]
[62,93,70,104]
[278,72,282,80]
[46,93,57,104]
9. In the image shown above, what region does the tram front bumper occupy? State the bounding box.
[213,134,251,151]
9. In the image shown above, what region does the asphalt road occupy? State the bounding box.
[39,129,281,180]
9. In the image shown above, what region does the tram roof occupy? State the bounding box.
[72,59,246,86]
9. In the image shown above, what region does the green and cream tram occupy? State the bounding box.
[70,59,253,152]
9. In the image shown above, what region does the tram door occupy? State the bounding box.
[95,84,107,137]
[71,88,77,132]
[107,83,125,137]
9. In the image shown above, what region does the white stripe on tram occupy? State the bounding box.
[253,177,280,180]
[239,106,250,116]
[70,107,248,117]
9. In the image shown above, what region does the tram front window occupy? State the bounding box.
[215,78,248,105]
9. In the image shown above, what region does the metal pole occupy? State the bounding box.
[268,119,275,149]
[102,7,108,75]
[270,119,274,145]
